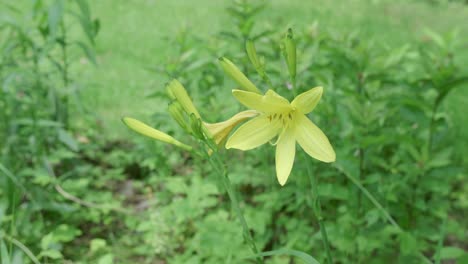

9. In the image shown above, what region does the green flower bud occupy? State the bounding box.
[166,79,201,118]
[283,28,296,85]
[168,102,191,133]
[245,39,264,76]
[122,117,192,151]
[218,57,261,94]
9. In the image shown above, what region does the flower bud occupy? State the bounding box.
[218,57,261,94]
[122,117,192,151]
[245,39,265,76]
[166,79,201,118]
[168,102,191,133]
[283,28,296,84]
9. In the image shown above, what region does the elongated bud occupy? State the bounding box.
[168,102,190,133]
[218,57,261,94]
[122,117,192,151]
[283,28,296,84]
[166,85,176,100]
[166,79,201,118]
[245,39,264,75]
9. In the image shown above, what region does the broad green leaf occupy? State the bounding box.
[440,247,465,260]
[98,254,113,264]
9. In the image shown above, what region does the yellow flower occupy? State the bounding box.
[123,79,258,151]
[225,87,336,186]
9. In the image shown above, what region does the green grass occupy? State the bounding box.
[79,0,468,138]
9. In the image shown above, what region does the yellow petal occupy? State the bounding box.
[291,86,323,114]
[203,110,259,145]
[275,128,296,186]
[122,117,192,151]
[166,79,201,118]
[294,114,335,162]
[226,115,281,150]
[232,89,291,113]
[219,57,261,94]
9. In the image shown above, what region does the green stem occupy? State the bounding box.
[434,216,447,264]
[307,164,333,264]
[315,199,333,264]
[209,153,263,263]
[427,100,439,155]
[334,165,433,264]
[59,19,69,129]
[2,235,41,264]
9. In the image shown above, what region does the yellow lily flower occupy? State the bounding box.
[225,86,336,186]
[123,79,258,152]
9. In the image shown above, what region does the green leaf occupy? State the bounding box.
[98,254,113,264]
[440,247,465,260]
[39,249,63,259]
[74,0,90,19]
[75,41,97,65]
[245,249,320,264]
[1,239,11,264]
[400,232,419,255]
[90,239,107,253]
[48,0,64,37]
[58,129,79,152]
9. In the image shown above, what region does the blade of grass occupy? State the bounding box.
[245,249,320,264]
[0,163,27,194]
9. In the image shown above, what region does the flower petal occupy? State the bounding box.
[294,114,335,162]
[203,110,259,145]
[226,115,281,150]
[275,128,296,186]
[291,86,323,114]
[232,89,291,113]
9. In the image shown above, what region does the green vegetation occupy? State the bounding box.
[1,0,467,263]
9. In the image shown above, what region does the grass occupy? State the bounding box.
[78,0,468,139]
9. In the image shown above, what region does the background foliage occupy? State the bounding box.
[1,0,467,263]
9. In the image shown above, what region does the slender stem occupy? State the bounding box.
[317,215,333,264]
[434,217,447,264]
[357,148,365,218]
[60,19,69,129]
[307,164,333,264]
[427,100,439,155]
[209,153,263,263]
[334,165,433,264]
[2,235,41,264]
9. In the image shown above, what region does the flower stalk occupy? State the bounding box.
[207,151,263,264]
[307,163,333,264]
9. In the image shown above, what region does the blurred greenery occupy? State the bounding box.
[1,0,467,263]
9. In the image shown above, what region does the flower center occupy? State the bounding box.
[267,109,296,127]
